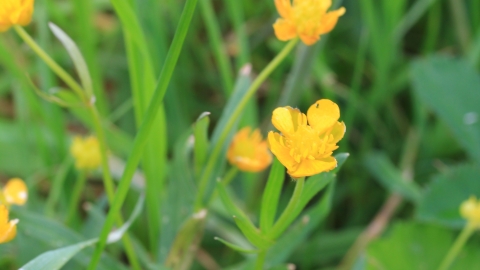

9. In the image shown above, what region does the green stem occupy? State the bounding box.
[194,38,299,210]
[266,177,305,240]
[13,26,86,101]
[438,224,476,270]
[87,0,199,268]
[254,250,267,270]
[14,25,141,270]
[66,171,87,225]
[223,167,239,186]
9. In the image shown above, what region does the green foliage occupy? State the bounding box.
[417,164,480,228]
[366,222,480,270]
[1,0,480,269]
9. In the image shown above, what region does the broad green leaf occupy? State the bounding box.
[366,222,480,270]
[364,152,422,203]
[18,195,144,270]
[260,158,286,232]
[193,112,211,177]
[417,164,480,228]
[411,56,480,164]
[159,131,196,262]
[48,23,93,97]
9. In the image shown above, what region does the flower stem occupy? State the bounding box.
[13,25,141,270]
[438,224,476,270]
[254,250,267,270]
[194,38,299,210]
[266,177,305,239]
[66,171,87,225]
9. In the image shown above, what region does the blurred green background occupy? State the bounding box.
[0,0,480,269]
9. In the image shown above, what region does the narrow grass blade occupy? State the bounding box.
[214,237,259,254]
[194,112,211,177]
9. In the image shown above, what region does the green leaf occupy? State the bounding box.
[48,23,93,97]
[214,237,259,254]
[366,222,480,270]
[217,181,272,249]
[198,67,252,205]
[18,195,144,270]
[417,164,480,228]
[259,158,286,232]
[411,56,480,164]
[193,112,211,177]
[160,131,196,262]
[364,152,422,203]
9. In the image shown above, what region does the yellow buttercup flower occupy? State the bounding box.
[227,127,272,172]
[70,136,102,170]
[0,0,35,32]
[0,205,18,244]
[273,0,346,45]
[460,196,480,228]
[1,178,28,206]
[268,99,345,178]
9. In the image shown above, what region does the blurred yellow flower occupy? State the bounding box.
[273,0,346,45]
[460,196,480,228]
[268,99,345,178]
[0,205,18,244]
[70,136,102,170]
[227,127,272,172]
[1,178,28,206]
[0,0,35,32]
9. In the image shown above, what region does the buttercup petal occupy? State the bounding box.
[268,132,298,171]
[2,178,28,205]
[272,107,307,135]
[298,33,319,46]
[307,99,340,134]
[330,121,346,144]
[317,7,346,35]
[288,156,336,178]
[275,0,293,19]
[273,19,297,42]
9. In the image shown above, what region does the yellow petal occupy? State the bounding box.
[0,205,18,244]
[16,0,34,26]
[273,18,297,42]
[307,99,340,134]
[275,0,293,19]
[288,156,336,178]
[272,106,307,135]
[268,132,298,171]
[3,178,28,206]
[298,32,319,46]
[330,121,346,143]
[317,7,346,35]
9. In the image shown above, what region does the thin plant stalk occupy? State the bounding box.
[254,250,267,270]
[87,0,199,268]
[266,177,305,239]
[66,171,87,225]
[194,38,299,210]
[13,25,141,270]
[438,224,476,270]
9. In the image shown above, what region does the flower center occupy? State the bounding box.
[280,126,336,163]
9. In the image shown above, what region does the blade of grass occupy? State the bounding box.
[87,0,199,267]
[199,0,234,95]
[259,158,285,233]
